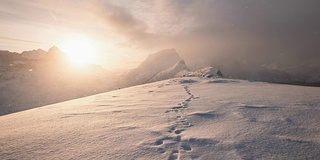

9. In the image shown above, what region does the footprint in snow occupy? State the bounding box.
[174,130,183,134]
[181,143,192,151]
[155,140,163,145]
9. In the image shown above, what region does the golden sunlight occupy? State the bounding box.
[58,35,97,66]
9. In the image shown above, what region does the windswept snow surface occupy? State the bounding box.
[1,77,320,159]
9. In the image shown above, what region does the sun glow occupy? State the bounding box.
[59,35,97,66]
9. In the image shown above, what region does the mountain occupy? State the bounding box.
[21,49,47,59]
[1,46,318,116]
[0,46,118,116]
[123,49,225,86]
[45,46,69,64]
[0,50,22,65]
[1,77,320,159]
[123,49,182,85]
[149,60,191,82]
[191,66,223,78]
[213,60,296,83]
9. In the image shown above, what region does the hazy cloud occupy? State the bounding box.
[0,0,319,71]
[107,0,320,69]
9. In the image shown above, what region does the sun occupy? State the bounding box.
[58,35,97,66]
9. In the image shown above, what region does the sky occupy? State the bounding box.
[1,0,320,71]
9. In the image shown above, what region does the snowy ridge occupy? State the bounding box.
[124,49,182,85]
[1,77,320,159]
[139,50,223,83]
[149,60,191,82]
[190,66,223,78]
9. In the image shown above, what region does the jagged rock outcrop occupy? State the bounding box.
[177,67,223,78]
[149,60,190,82]
[192,67,223,78]
[124,49,182,85]
[123,48,225,86]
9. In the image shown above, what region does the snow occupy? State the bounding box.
[1,77,320,159]
[124,49,182,85]
[0,65,116,115]
[191,66,223,78]
[149,60,190,82]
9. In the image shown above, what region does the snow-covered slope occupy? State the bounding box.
[0,68,117,116]
[0,46,118,116]
[1,77,320,159]
[149,60,190,82]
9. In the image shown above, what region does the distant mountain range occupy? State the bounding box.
[122,48,320,86]
[0,47,116,115]
[122,49,223,86]
[0,47,319,115]
[21,49,47,59]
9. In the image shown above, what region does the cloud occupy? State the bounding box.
[105,0,320,69]
[83,1,152,48]
[0,0,319,72]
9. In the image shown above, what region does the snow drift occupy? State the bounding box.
[1,77,319,159]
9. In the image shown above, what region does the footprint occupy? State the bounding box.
[172,106,183,109]
[165,109,179,113]
[174,130,182,134]
[168,154,177,160]
[155,140,163,145]
[157,148,165,153]
[175,135,181,142]
[181,144,192,151]
[168,150,179,160]
[168,126,176,133]
[183,122,192,127]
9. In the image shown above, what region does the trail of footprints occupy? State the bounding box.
[165,85,198,113]
[153,81,287,159]
[156,85,198,160]
[155,81,278,159]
